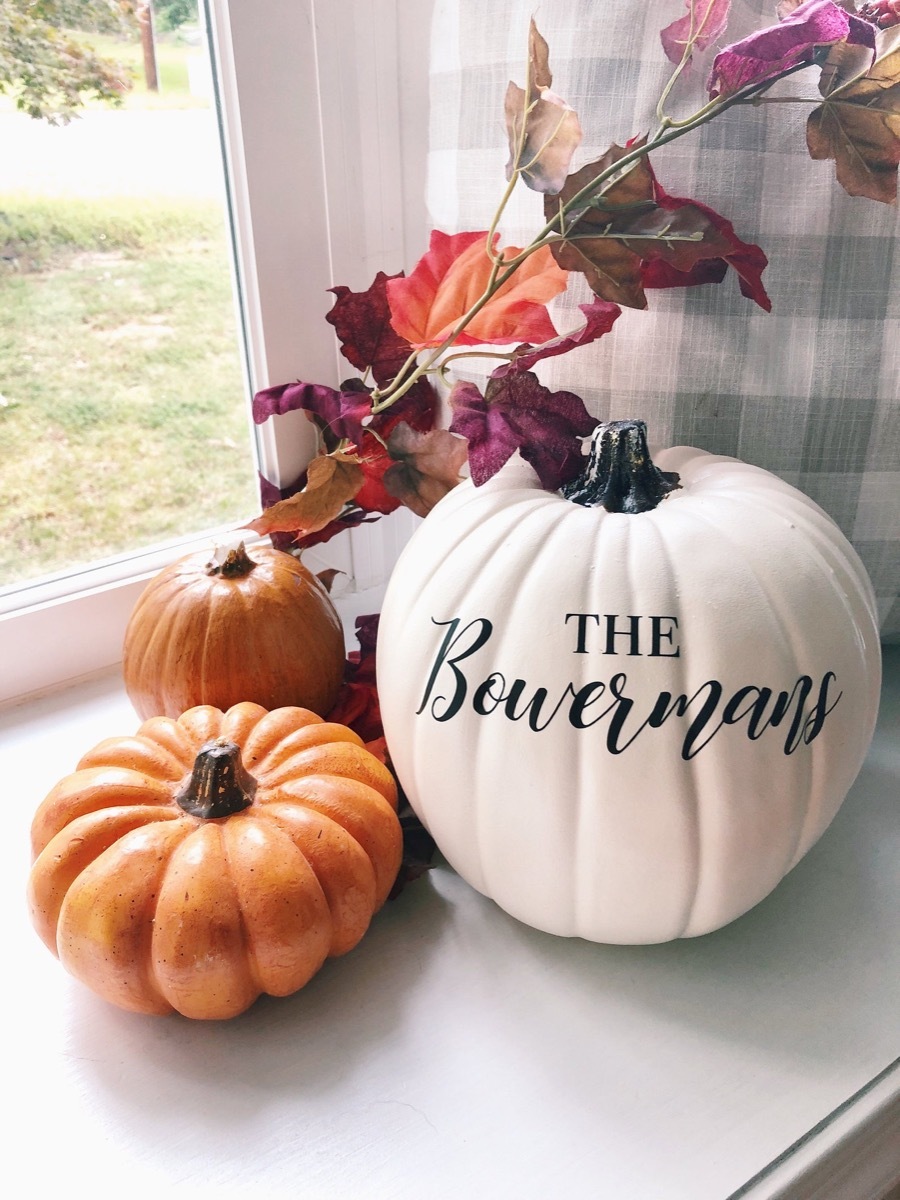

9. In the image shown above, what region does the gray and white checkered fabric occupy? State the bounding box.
[426,0,900,640]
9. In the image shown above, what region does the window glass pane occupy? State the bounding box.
[0,4,257,590]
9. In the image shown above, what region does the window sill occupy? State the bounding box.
[4,647,898,1199]
[0,518,411,709]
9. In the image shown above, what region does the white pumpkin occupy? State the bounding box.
[377,422,882,944]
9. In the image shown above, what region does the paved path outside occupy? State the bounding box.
[0,107,227,199]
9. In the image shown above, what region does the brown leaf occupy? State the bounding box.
[545,144,733,309]
[388,795,438,901]
[613,203,733,271]
[382,423,469,518]
[545,145,654,308]
[807,26,900,202]
[315,568,344,594]
[244,452,364,539]
[528,17,553,91]
[504,19,582,194]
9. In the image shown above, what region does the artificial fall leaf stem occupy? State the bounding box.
[369,56,818,416]
[251,1,900,549]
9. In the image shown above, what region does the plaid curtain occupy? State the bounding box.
[426,0,900,641]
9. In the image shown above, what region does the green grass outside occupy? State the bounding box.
[0,192,259,586]
[1,192,228,267]
[0,30,261,588]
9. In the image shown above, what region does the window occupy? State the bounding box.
[0,0,434,705]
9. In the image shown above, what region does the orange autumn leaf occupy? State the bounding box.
[244,452,364,539]
[386,229,567,349]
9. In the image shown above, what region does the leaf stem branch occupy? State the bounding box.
[370,59,812,416]
[656,0,721,126]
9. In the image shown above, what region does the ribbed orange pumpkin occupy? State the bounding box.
[123,542,345,720]
[27,702,401,1019]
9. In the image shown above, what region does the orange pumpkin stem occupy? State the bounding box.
[175,738,258,819]
[205,542,257,579]
[562,419,681,514]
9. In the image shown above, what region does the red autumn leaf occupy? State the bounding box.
[707,0,875,99]
[326,271,414,385]
[326,614,383,743]
[329,682,384,746]
[493,297,622,378]
[354,435,405,515]
[858,2,900,30]
[661,1,732,68]
[381,423,469,517]
[245,451,364,539]
[386,229,568,349]
[353,377,440,514]
[322,612,437,898]
[291,508,378,551]
[640,168,771,311]
[807,25,900,202]
[642,255,728,289]
[504,18,582,194]
[254,371,439,523]
[448,371,597,491]
[366,376,440,444]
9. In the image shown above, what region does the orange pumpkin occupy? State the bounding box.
[28,702,401,1019]
[123,542,345,720]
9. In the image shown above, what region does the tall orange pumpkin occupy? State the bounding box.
[123,541,345,720]
[28,702,402,1019]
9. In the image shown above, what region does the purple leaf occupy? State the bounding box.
[252,380,340,425]
[252,379,373,448]
[335,382,376,445]
[448,380,519,482]
[708,0,875,98]
[448,372,598,492]
[493,298,622,377]
[258,470,285,512]
[661,1,732,67]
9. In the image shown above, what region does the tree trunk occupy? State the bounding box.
[138,2,159,93]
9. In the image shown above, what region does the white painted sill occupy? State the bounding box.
[3,639,898,1198]
[0,509,420,710]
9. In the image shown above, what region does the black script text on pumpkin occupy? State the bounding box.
[565,612,680,656]
[416,617,842,761]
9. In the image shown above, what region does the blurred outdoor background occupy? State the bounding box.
[0,0,257,588]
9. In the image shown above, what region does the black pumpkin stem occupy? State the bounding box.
[205,541,257,579]
[175,739,257,819]
[562,420,681,514]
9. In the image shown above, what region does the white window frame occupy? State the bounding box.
[0,0,433,707]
